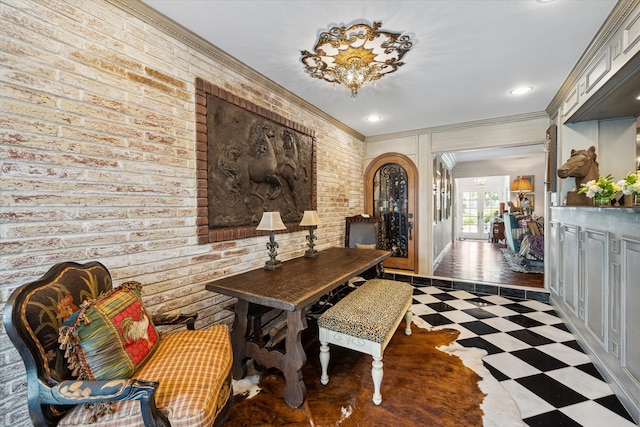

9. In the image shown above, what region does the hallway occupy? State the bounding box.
[433,239,544,289]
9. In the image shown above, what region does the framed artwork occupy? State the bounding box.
[194,78,317,244]
[522,194,534,210]
[521,175,534,192]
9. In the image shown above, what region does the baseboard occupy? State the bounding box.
[382,271,550,303]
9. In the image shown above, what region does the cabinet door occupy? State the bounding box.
[583,229,608,346]
[547,221,560,295]
[560,224,579,314]
[621,236,640,390]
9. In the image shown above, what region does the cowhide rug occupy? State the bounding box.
[225,318,524,426]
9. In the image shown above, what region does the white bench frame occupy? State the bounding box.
[318,289,412,405]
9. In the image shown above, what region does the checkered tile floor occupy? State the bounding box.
[411,285,636,427]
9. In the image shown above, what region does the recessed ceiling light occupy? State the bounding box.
[509,86,533,95]
[366,115,382,122]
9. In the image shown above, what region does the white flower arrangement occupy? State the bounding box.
[617,171,640,196]
[577,174,620,201]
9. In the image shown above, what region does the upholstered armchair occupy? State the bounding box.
[503,213,524,253]
[3,261,233,427]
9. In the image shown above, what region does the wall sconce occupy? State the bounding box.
[256,212,287,270]
[510,176,533,206]
[299,210,321,258]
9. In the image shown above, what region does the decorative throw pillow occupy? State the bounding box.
[58,281,159,381]
[355,243,377,249]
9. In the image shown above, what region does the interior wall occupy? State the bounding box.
[0,1,366,424]
[555,117,636,204]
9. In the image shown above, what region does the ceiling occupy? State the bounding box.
[142,0,616,140]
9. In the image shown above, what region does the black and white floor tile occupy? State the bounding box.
[411,285,636,427]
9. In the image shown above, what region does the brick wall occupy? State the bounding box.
[0,1,365,425]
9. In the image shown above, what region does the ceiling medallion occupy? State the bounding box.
[301,21,413,98]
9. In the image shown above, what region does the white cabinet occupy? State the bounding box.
[549,207,639,423]
[620,236,640,399]
[559,223,579,314]
[583,228,608,346]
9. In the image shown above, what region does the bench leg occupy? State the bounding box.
[372,356,383,405]
[319,341,330,385]
[404,307,412,336]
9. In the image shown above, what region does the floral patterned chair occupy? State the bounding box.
[3,261,233,427]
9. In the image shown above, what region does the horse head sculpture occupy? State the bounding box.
[557,146,599,206]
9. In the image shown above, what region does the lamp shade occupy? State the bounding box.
[299,210,321,227]
[510,177,532,193]
[256,212,287,231]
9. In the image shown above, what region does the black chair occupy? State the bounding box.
[345,214,386,279]
[345,214,385,249]
[307,215,387,320]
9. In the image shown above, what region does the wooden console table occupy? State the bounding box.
[205,247,390,408]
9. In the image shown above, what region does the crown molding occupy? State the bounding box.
[365,111,549,143]
[103,0,364,141]
[546,0,640,115]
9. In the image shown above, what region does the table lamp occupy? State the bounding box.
[510,176,532,207]
[256,212,287,269]
[299,210,321,257]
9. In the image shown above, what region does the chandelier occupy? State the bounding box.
[301,21,413,98]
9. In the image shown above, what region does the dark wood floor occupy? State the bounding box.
[433,239,544,289]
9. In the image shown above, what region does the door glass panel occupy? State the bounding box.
[373,163,409,258]
[460,189,501,240]
[482,191,501,234]
[461,191,479,234]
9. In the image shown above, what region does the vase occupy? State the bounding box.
[594,195,610,206]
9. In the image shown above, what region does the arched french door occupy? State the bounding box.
[365,153,418,271]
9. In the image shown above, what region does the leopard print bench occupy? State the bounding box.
[317,279,413,405]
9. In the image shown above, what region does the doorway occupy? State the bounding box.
[458,188,502,241]
[365,153,418,271]
[456,176,508,241]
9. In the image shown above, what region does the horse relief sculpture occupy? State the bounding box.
[557,146,599,206]
[207,95,314,228]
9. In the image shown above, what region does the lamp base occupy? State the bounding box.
[263,259,282,270]
[304,249,318,258]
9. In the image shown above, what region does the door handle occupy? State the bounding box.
[408,213,413,241]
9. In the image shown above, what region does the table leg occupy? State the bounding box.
[231,299,249,379]
[282,308,308,408]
